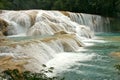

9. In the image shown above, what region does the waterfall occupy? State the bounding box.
[68,12,110,32]
[0,10,110,72]
[0,33,84,72]
[0,10,94,38]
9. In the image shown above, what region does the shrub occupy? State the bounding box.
[0,64,64,80]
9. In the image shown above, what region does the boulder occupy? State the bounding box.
[0,18,8,36]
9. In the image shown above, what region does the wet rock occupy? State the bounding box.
[54,31,68,35]
[0,18,8,36]
[110,52,120,58]
[60,11,70,17]
[0,56,27,72]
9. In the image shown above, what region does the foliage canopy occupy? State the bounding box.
[0,0,120,17]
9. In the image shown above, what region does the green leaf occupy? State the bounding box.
[42,64,47,67]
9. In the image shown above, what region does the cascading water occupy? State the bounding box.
[0,10,119,80]
[69,12,110,32]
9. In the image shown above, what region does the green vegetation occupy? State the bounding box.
[114,64,120,74]
[110,18,120,32]
[0,64,64,80]
[0,0,120,17]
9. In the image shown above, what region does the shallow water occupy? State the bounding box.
[0,10,117,79]
[46,33,120,80]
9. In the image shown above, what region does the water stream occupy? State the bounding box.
[0,10,120,80]
[46,33,120,80]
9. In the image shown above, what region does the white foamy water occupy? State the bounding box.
[7,33,26,37]
[69,13,110,32]
[46,52,96,76]
[0,10,111,78]
[0,10,95,39]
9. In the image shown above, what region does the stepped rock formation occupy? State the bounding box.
[0,10,110,72]
[0,33,84,72]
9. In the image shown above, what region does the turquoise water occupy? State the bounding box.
[8,34,52,41]
[59,33,120,80]
[7,33,120,80]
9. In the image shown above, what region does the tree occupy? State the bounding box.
[0,0,120,17]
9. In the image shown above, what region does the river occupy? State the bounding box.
[0,10,120,80]
[45,33,120,80]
